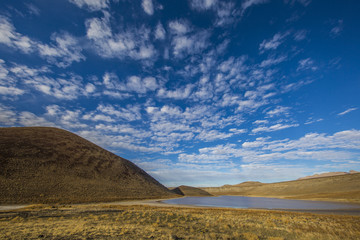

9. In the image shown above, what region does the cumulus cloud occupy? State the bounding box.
[0,16,85,67]
[142,0,154,15]
[0,86,25,96]
[69,0,109,11]
[154,22,166,40]
[24,74,85,100]
[266,106,291,117]
[168,20,211,58]
[38,32,85,68]
[97,104,142,121]
[85,14,156,60]
[297,58,317,71]
[259,32,289,53]
[184,129,360,167]
[157,84,194,99]
[0,104,17,125]
[259,55,287,68]
[190,0,217,11]
[0,16,35,53]
[197,129,234,142]
[19,111,56,127]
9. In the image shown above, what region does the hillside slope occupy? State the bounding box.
[202,173,360,203]
[0,127,177,204]
[171,185,212,197]
[297,170,359,180]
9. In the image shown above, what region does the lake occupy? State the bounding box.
[162,196,360,210]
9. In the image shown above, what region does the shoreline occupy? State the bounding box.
[2,196,360,216]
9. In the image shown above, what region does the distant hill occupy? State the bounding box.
[297,170,359,180]
[0,127,177,204]
[201,173,360,203]
[170,185,212,197]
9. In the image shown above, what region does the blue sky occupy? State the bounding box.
[0,0,359,187]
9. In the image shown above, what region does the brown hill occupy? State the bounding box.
[171,185,212,197]
[0,127,177,204]
[201,173,360,203]
[297,170,359,180]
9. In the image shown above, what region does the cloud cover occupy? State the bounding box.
[0,0,359,186]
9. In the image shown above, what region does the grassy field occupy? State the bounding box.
[202,173,360,204]
[1,204,360,239]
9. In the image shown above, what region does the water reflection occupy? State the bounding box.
[162,196,360,210]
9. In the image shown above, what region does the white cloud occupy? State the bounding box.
[241,0,269,13]
[338,107,357,116]
[38,32,85,68]
[259,32,289,52]
[83,113,115,122]
[0,16,35,53]
[285,0,312,7]
[297,58,317,71]
[215,1,237,26]
[85,83,96,93]
[197,129,234,142]
[25,3,41,16]
[0,104,17,125]
[190,0,217,11]
[19,112,55,127]
[85,14,156,60]
[304,117,323,125]
[168,20,211,58]
[24,74,85,100]
[252,123,299,133]
[229,128,247,134]
[168,20,190,35]
[171,32,210,57]
[126,76,159,93]
[293,30,308,41]
[157,84,194,99]
[97,104,142,121]
[142,0,154,15]
[259,55,287,68]
[69,0,109,11]
[253,119,269,125]
[250,129,360,152]
[182,129,360,168]
[0,86,25,96]
[266,106,291,117]
[330,20,343,37]
[154,22,166,40]
[0,16,84,68]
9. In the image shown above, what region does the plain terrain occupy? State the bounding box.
[202,173,360,203]
[1,204,360,240]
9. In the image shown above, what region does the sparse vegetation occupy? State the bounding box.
[1,204,359,239]
[202,173,360,203]
[0,127,177,204]
[171,185,213,196]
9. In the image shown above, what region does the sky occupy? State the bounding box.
[0,0,359,187]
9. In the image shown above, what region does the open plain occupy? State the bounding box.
[1,203,360,240]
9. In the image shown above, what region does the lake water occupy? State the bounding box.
[162,196,360,210]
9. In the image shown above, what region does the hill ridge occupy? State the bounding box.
[0,127,177,204]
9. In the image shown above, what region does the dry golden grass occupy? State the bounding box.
[0,127,177,204]
[1,204,359,239]
[171,185,213,196]
[202,173,360,204]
